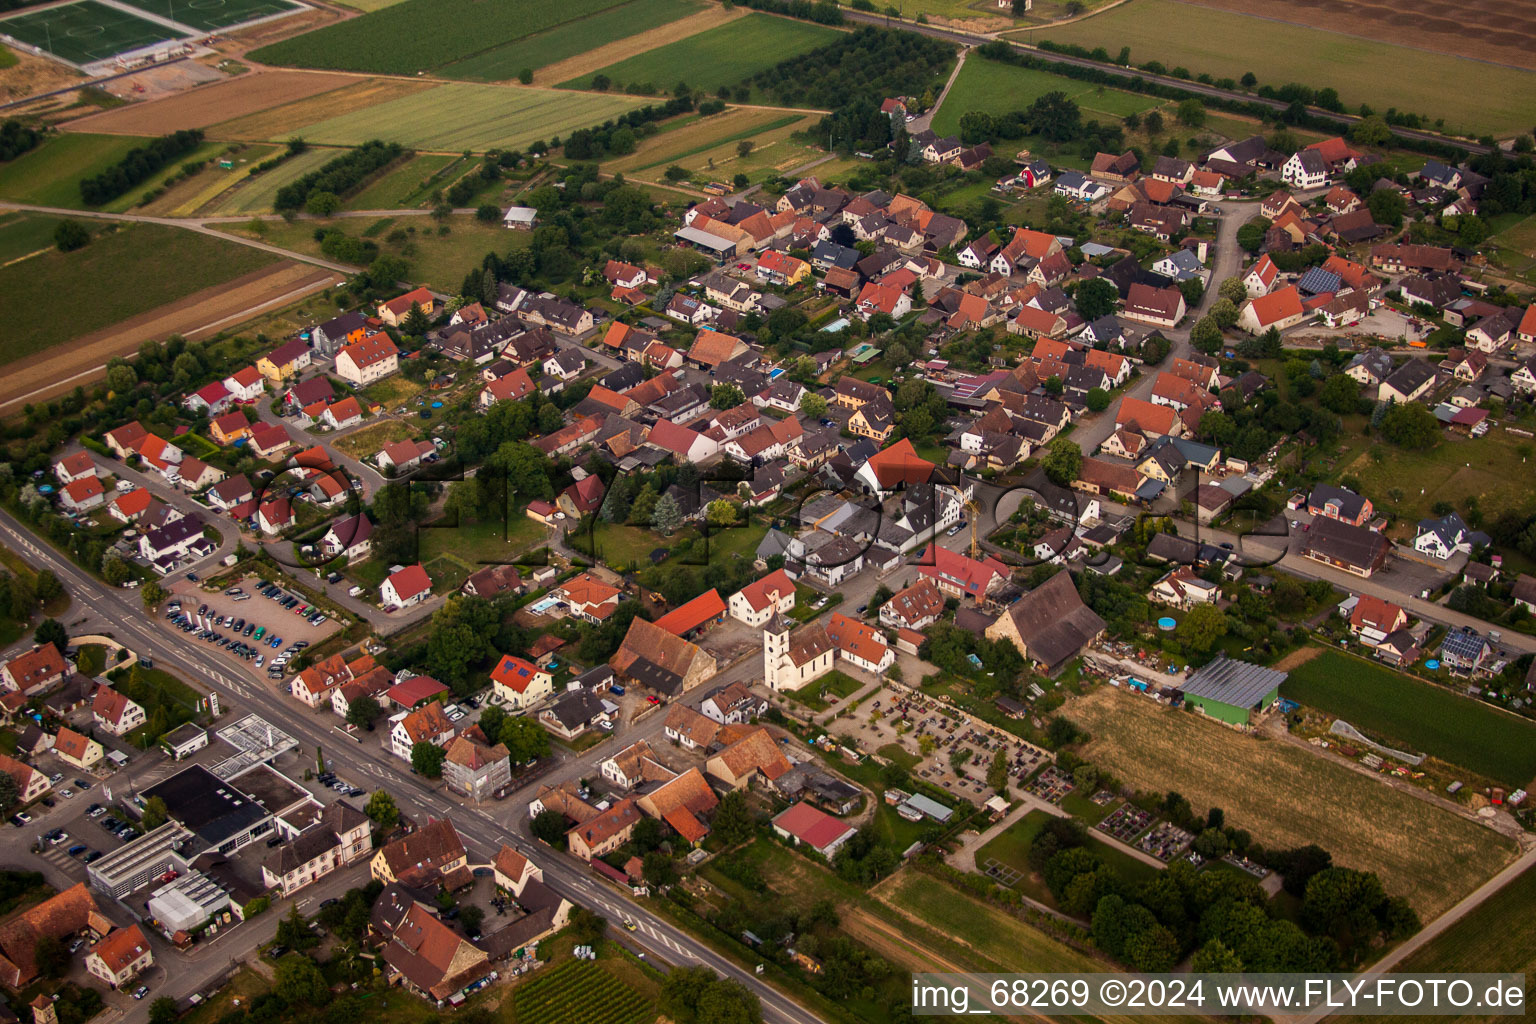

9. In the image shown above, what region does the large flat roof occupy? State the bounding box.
[1180,656,1287,710]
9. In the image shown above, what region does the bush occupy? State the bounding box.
[53,219,90,252]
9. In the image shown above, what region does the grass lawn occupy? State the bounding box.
[332,418,418,458]
[1488,213,1536,284]
[584,521,673,569]
[234,214,528,291]
[441,0,701,81]
[75,644,106,677]
[209,147,342,215]
[1330,428,1536,528]
[0,133,147,208]
[108,663,201,748]
[0,222,278,367]
[559,13,842,97]
[878,742,920,771]
[1064,686,1516,918]
[1061,789,1118,825]
[1033,0,1536,137]
[343,153,461,210]
[1281,649,1536,786]
[930,56,1160,137]
[1333,863,1536,1024]
[976,809,1158,908]
[783,667,862,712]
[419,515,548,572]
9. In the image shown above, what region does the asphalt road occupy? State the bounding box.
[0,507,826,1024]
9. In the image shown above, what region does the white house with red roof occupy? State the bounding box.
[59,476,105,513]
[381,563,432,610]
[915,544,1009,603]
[772,801,857,857]
[257,497,293,536]
[336,334,400,386]
[1243,254,1280,298]
[1238,285,1308,334]
[552,572,622,623]
[490,654,554,709]
[185,380,232,415]
[645,418,720,464]
[53,452,96,486]
[729,568,797,627]
[854,281,911,321]
[91,688,145,737]
[321,396,364,430]
[223,365,266,402]
[376,286,436,328]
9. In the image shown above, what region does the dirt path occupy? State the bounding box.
[1271,645,1324,672]
[533,5,748,85]
[0,262,339,411]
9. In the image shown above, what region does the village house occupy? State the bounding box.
[335,334,400,387]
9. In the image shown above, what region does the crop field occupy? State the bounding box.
[1064,687,1515,918]
[248,0,626,74]
[0,0,186,67]
[0,212,65,264]
[1335,865,1536,1024]
[0,132,145,208]
[603,107,814,183]
[1281,650,1536,786]
[275,83,644,152]
[0,222,277,364]
[930,56,1161,136]
[438,0,702,82]
[61,70,354,135]
[510,959,655,1024]
[559,13,843,97]
[207,146,342,214]
[1034,0,1536,137]
[207,77,428,141]
[343,153,460,209]
[133,143,281,216]
[115,0,300,31]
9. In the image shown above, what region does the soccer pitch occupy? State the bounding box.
[115,0,301,32]
[0,0,187,66]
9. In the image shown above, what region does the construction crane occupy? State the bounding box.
[964,499,982,560]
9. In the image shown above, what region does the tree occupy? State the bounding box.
[346,695,380,729]
[1042,438,1081,486]
[33,936,67,979]
[1086,387,1111,412]
[1179,275,1205,306]
[1144,110,1163,135]
[736,140,755,158]
[531,809,568,845]
[986,746,1009,793]
[273,954,329,1005]
[705,499,738,527]
[53,219,90,252]
[1011,0,1027,13]
[148,997,179,1024]
[1367,188,1406,229]
[141,795,169,831]
[1175,603,1227,653]
[33,618,66,654]
[1318,373,1360,414]
[1348,114,1392,147]
[710,382,745,409]
[411,741,446,778]
[1190,315,1223,355]
[1027,92,1082,142]
[498,714,549,763]
[518,67,533,85]
[1378,402,1438,449]
[0,772,17,810]
[142,581,166,611]
[365,790,399,829]
[1074,277,1119,321]
[305,191,340,216]
[663,967,763,1024]
[1209,297,1239,329]
[1192,938,1246,972]
[1236,217,1269,253]
[1218,276,1248,304]
[800,392,827,418]
[102,555,132,586]
[1175,98,1206,127]
[652,492,683,536]
[713,789,755,846]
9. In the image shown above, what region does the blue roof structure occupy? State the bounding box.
[1297,266,1343,295]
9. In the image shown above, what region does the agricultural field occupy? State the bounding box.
[1033,0,1536,137]
[0,221,278,365]
[342,153,461,210]
[251,83,645,152]
[439,0,702,82]
[115,0,300,31]
[0,132,144,207]
[929,55,1162,136]
[1063,686,1516,918]
[231,214,529,291]
[61,70,355,135]
[1281,649,1536,786]
[1328,427,1536,528]
[0,0,185,68]
[248,0,626,74]
[207,77,429,141]
[131,143,283,216]
[510,953,658,1024]
[206,146,340,214]
[1334,865,1536,1024]
[1488,213,1536,284]
[603,107,818,186]
[559,13,843,99]
[0,211,65,264]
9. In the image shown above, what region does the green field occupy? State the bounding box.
[0,212,66,264]
[278,83,643,151]
[0,0,185,66]
[559,13,843,96]
[1033,0,1536,137]
[0,133,151,208]
[115,0,300,30]
[511,958,655,1024]
[440,0,702,81]
[343,152,461,209]
[0,222,278,364]
[249,0,626,74]
[930,55,1161,136]
[210,147,342,214]
[1282,649,1536,786]
[976,809,1160,908]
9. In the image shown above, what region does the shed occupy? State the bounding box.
[1179,656,1286,725]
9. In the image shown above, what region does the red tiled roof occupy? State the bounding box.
[653,589,726,637]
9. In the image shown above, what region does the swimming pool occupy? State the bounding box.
[530,597,561,614]
[768,367,785,380]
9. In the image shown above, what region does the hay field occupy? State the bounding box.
[1064,687,1515,918]
[930,55,1160,136]
[208,78,430,141]
[603,107,816,184]
[439,0,703,82]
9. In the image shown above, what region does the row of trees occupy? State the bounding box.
[79,129,204,206]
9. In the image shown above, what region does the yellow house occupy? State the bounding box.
[54,727,102,771]
[848,403,894,443]
[256,339,312,383]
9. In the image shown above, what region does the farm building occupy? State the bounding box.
[1178,656,1287,726]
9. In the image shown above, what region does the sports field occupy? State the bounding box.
[559,13,843,97]
[1281,649,1536,786]
[278,83,644,151]
[249,0,625,74]
[115,0,300,31]
[930,55,1161,136]
[439,0,701,82]
[0,0,185,67]
[1034,0,1536,137]
[1064,686,1515,918]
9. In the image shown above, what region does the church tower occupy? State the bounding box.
[763,612,792,691]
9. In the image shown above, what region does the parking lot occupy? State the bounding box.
[160,576,344,681]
